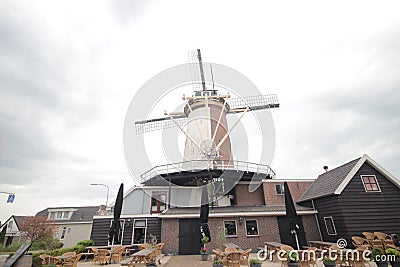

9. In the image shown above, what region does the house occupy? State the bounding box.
[36,206,101,248]
[298,154,400,246]
[91,174,320,254]
[0,215,29,246]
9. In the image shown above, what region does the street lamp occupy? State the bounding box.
[90,183,110,207]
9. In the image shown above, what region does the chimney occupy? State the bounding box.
[323,166,329,172]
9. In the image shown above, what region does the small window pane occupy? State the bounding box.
[275,184,284,195]
[224,221,237,236]
[134,220,146,227]
[246,220,258,236]
[361,175,380,192]
[324,217,337,235]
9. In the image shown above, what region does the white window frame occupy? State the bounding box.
[275,184,284,195]
[223,220,238,237]
[245,219,259,237]
[132,219,147,244]
[323,216,337,236]
[108,219,125,245]
[360,175,381,192]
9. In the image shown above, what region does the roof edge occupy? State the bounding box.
[334,154,400,195]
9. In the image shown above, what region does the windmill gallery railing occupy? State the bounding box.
[140,159,276,182]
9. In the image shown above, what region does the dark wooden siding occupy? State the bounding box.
[307,162,400,245]
[90,217,162,246]
[337,162,400,238]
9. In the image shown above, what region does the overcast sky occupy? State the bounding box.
[1,0,400,222]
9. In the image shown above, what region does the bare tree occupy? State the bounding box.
[19,216,56,243]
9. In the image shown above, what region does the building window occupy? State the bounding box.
[48,211,72,220]
[224,220,237,237]
[151,191,167,214]
[275,184,284,195]
[60,227,67,239]
[361,175,381,192]
[67,227,71,234]
[109,219,125,245]
[8,221,13,229]
[133,220,147,244]
[245,220,259,236]
[324,217,337,235]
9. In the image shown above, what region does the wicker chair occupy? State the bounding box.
[280,246,294,267]
[155,242,164,256]
[96,249,111,265]
[110,245,125,263]
[212,249,228,266]
[239,248,252,267]
[362,232,375,245]
[352,236,371,249]
[374,232,400,250]
[91,248,99,264]
[226,251,242,267]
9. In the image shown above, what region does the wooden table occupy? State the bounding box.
[55,255,74,265]
[222,243,241,249]
[129,248,157,265]
[308,241,335,249]
[264,241,287,251]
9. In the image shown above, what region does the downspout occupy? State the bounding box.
[312,199,323,241]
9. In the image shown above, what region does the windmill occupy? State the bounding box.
[135,49,279,175]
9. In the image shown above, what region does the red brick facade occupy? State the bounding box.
[263,181,313,205]
[235,184,265,206]
[161,214,320,254]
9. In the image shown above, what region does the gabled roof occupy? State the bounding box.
[298,154,400,202]
[0,215,29,230]
[35,206,100,223]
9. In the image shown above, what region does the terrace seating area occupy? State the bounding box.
[352,232,400,251]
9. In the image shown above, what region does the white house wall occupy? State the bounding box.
[56,223,93,248]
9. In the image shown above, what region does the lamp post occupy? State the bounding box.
[90,183,109,207]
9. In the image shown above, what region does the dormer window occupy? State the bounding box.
[48,209,75,220]
[361,175,381,192]
[151,191,167,214]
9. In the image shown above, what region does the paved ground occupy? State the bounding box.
[77,255,376,267]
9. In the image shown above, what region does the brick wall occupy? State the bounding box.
[235,184,265,206]
[161,219,179,253]
[263,181,313,205]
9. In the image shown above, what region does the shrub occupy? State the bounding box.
[76,240,94,247]
[0,243,24,252]
[371,247,384,262]
[249,259,262,264]
[32,252,43,267]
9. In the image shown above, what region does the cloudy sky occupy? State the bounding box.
[1,0,399,222]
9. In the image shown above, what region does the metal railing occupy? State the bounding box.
[140,159,276,182]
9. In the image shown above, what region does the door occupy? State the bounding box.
[179,219,202,255]
[277,216,307,249]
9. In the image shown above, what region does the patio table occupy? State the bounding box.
[128,248,157,265]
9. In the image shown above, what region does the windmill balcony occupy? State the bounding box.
[140,159,276,183]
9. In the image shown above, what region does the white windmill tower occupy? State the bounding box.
[136,49,279,173]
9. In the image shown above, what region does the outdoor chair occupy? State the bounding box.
[279,246,294,267]
[362,232,375,244]
[225,247,238,252]
[110,245,125,263]
[226,251,242,267]
[352,236,371,249]
[372,235,385,250]
[374,232,399,250]
[61,253,82,267]
[155,242,164,256]
[39,254,61,266]
[301,247,318,267]
[212,249,227,265]
[91,248,99,264]
[96,249,111,265]
[348,246,372,267]
[139,243,150,250]
[239,248,252,267]
[329,245,349,267]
